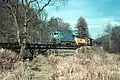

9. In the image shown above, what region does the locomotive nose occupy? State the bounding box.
[71,35,75,39]
[71,35,75,38]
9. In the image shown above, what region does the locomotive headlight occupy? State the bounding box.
[53,32,59,40]
[53,35,58,38]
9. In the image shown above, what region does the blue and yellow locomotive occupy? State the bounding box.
[50,31,92,46]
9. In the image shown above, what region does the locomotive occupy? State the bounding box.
[50,31,92,46]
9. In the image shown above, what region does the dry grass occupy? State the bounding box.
[0,48,20,70]
[0,61,34,80]
[0,47,120,80]
[51,46,120,80]
[0,48,35,80]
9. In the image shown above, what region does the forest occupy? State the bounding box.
[0,0,72,43]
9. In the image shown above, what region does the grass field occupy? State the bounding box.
[0,46,120,80]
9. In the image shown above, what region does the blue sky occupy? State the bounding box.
[45,0,120,39]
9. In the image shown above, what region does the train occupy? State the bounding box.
[50,31,93,46]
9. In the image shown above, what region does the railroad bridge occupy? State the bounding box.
[0,42,78,54]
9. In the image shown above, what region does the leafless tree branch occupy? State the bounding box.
[27,0,51,22]
[28,0,37,7]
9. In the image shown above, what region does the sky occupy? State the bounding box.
[45,0,120,39]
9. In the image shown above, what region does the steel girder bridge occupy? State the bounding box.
[0,42,78,54]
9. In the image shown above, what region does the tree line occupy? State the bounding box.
[103,23,120,53]
[0,0,71,57]
[0,0,91,58]
[95,23,120,53]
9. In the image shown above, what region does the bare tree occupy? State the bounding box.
[104,23,112,51]
[2,0,20,44]
[48,17,71,32]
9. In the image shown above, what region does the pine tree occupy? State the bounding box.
[76,17,89,38]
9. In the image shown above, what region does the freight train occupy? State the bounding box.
[50,31,92,46]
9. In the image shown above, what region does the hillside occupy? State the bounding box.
[94,35,108,43]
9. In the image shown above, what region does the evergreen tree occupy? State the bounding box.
[76,17,89,38]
